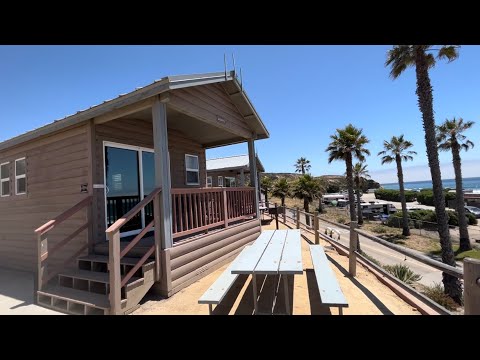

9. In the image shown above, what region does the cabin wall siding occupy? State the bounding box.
[93,118,206,241]
[0,125,90,272]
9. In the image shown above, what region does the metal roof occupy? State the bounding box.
[0,71,269,152]
[206,154,265,172]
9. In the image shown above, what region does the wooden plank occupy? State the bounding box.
[230,230,274,274]
[198,246,251,304]
[279,230,303,274]
[309,245,348,307]
[254,230,287,274]
[464,258,480,315]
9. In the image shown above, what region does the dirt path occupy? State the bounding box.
[134,222,420,315]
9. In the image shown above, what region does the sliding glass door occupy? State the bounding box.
[104,142,155,238]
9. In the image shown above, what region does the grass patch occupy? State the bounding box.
[383,264,422,285]
[430,245,480,261]
[361,252,382,267]
[421,282,460,311]
[371,225,387,234]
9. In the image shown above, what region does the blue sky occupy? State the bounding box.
[1,45,479,184]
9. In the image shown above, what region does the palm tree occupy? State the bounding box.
[378,135,417,236]
[271,178,290,207]
[294,157,311,175]
[291,174,322,226]
[386,45,462,303]
[352,162,370,225]
[437,117,475,252]
[326,124,370,223]
[260,176,273,206]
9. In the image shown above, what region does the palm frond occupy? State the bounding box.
[437,45,460,63]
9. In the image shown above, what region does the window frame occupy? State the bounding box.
[185,154,200,186]
[1,162,10,197]
[15,157,27,195]
[206,176,212,188]
[225,176,236,187]
[218,176,223,187]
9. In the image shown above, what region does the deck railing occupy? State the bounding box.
[105,187,162,315]
[34,196,93,292]
[171,187,256,239]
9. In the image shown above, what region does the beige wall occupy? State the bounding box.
[0,125,90,271]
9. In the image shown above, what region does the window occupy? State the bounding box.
[218,176,223,187]
[225,177,236,187]
[206,176,212,188]
[15,158,26,195]
[185,154,199,185]
[1,162,9,197]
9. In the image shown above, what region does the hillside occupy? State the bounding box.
[261,173,380,192]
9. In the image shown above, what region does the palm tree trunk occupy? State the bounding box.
[281,196,285,207]
[355,181,363,225]
[414,47,462,304]
[452,143,471,251]
[396,155,410,236]
[304,197,310,226]
[345,153,357,222]
[318,198,324,213]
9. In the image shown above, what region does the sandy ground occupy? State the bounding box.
[133,222,420,315]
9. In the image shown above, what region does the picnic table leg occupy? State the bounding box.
[252,274,258,315]
[209,304,213,315]
[339,307,343,316]
[283,275,290,315]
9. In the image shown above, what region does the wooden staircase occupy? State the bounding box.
[37,254,155,315]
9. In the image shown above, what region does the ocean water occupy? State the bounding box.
[381,177,480,191]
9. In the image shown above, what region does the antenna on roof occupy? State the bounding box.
[240,67,243,93]
[232,53,236,77]
[224,54,227,80]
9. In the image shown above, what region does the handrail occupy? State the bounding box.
[106,187,162,235]
[35,195,93,292]
[35,196,92,235]
[107,187,162,315]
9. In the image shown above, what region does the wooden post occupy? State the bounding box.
[152,98,173,249]
[464,258,480,315]
[240,168,245,186]
[349,221,358,277]
[248,138,259,218]
[36,233,47,293]
[296,207,300,229]
[223,188,229,229]
[275,203,279,230]
[314,211,319,244]
[108,230,121,315]
[153,193,161,281]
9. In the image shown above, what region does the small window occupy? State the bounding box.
[185,154,199,185]
[206,176,212,188]
[225,177,236,187]
[218,176,223,187]
[15,158,26,195]
[1,162,10,197]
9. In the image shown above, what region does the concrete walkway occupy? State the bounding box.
[0,268,62,315]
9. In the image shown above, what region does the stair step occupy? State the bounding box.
[78,254,154,267]
[58,269,143,288]
[38,285,110,311]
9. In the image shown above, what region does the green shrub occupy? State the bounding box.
[421,282,460,311]
[361,252,382,267]
[337,216,346,224]
[374,189,417,202]
[383,264,422,285]
[466,213,478,225]
[416,189,456,206]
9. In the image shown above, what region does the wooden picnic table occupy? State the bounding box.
[229,229,303,314]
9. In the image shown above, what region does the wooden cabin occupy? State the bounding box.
[206,154,265,188]
[0,71,269,314]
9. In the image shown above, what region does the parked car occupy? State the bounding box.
[465,206,480,218]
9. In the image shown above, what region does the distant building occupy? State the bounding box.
[206,154,265,188]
